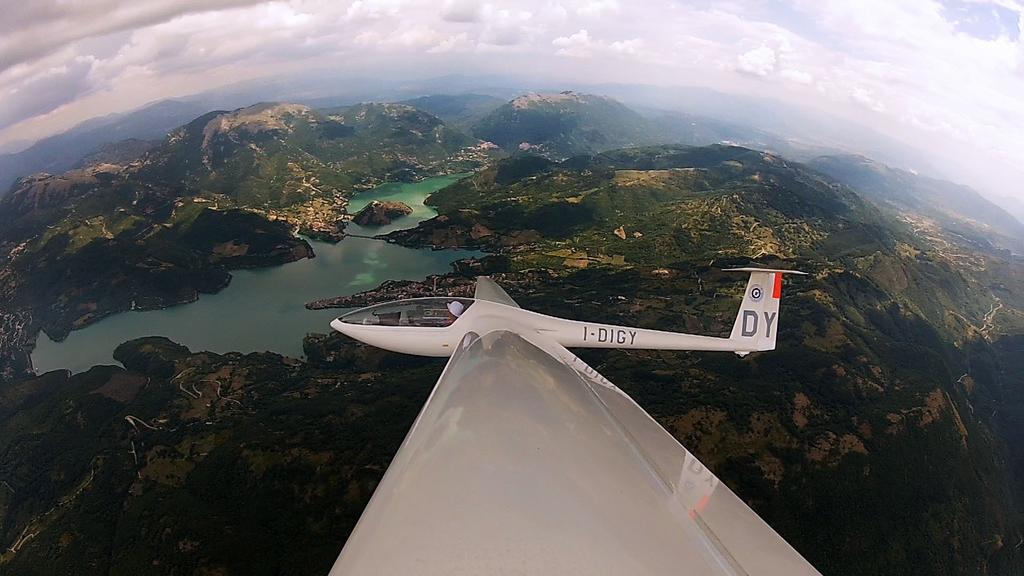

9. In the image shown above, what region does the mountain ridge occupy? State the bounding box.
[809,154,1024,254]
[471,91,654,158]
[0,99,214,192]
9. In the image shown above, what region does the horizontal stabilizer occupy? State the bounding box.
[723,267,807,275]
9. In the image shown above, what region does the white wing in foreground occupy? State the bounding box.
[329,329,821,575]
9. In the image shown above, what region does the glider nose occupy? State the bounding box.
[330,317,350,335]
[331,317,375,347]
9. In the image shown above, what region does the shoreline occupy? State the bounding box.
[25,176,478,376]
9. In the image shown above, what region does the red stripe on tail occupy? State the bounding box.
[772,273,783,299]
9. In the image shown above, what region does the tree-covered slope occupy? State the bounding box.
[0,337,445,574]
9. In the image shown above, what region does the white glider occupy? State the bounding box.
[328,268,818,575]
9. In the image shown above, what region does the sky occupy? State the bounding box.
[1,0,1022,201]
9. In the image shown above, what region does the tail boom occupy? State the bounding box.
[547,268,805,355]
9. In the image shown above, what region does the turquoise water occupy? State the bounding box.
[32,175,475,374]
[346,174,468,236]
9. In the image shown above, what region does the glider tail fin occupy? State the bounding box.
[725,268,806,354]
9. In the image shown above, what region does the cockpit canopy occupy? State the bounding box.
[338,298,476,328]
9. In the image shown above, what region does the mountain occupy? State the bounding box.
[997,194,1024,224]
[136,101,482,237]
[0,140,31,155]
[470,91,835,163]
[138,102,475,210]
[471,92,657,158]
[0,100,213,191]
[809,154,1024,254]
[71,138,159,169]
[398,94,505,130]
[591,83,947,176]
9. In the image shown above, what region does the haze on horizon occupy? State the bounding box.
[2,0,1022,206]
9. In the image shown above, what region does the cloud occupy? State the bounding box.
[575,0,620,17]
[736,45,777,76]
[780,68,814,84]
[345,0,409,21]
[478,7,534,46]
[851,86,887,112]
[609,39,643,56]
[0,0,265,73]
[553,30,656,61]
[429,32,474,53]
[480,26,526,46]
[553,29,594,57]
[0,58,95,129]
[442,0,481,22]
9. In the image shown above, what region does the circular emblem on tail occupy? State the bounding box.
[750,285,763,301]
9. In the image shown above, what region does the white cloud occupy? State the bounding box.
[441,0,481,22]
[780,68,814,84]
[575,0,620,17]
[736,45,777,76]
[553,29,594,57]
[473,6,537,47]
[553,30,659,61]
[609,38,643,56]
[345,0,408,21]
[429,32,474,53]
[851,86,886,112]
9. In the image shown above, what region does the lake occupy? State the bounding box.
[32,174,476,374]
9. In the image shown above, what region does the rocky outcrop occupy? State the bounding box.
[383,210,535,250]
[351,200,413,226]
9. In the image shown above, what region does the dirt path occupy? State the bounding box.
[980,297,1003,337]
